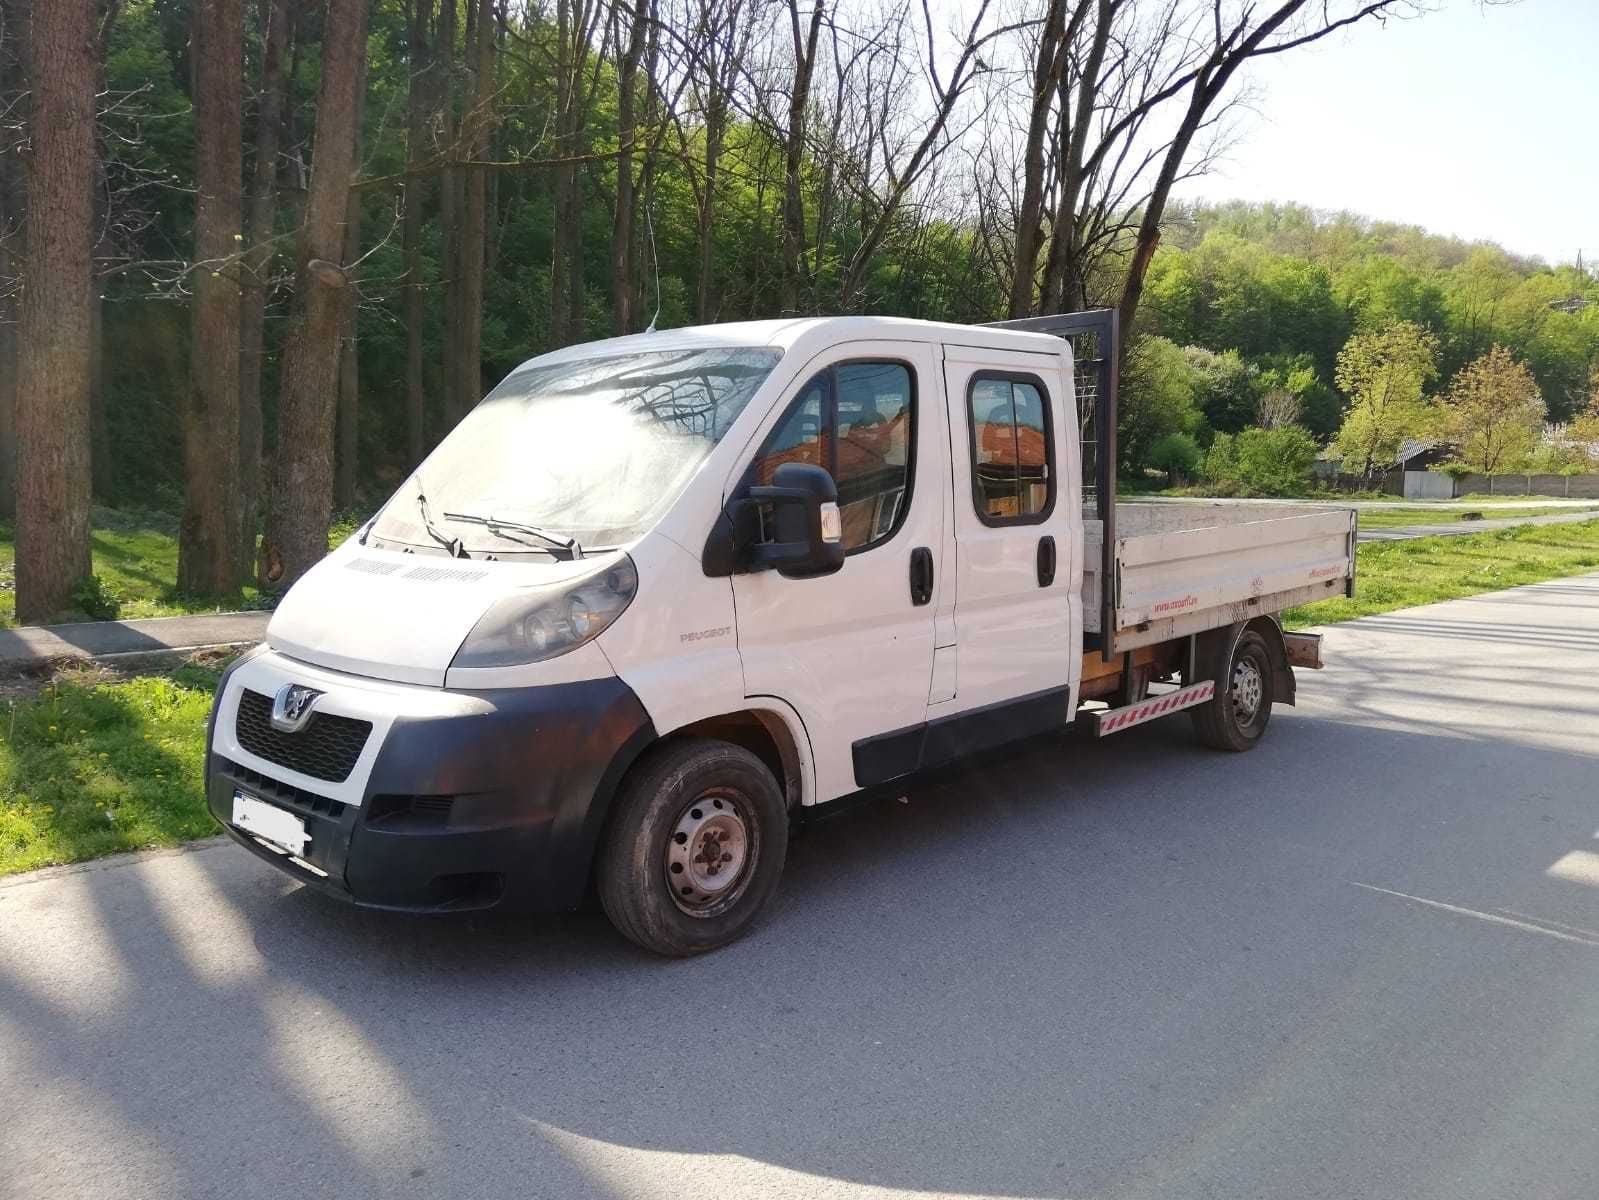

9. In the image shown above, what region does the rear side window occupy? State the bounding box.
[747,361,915,553]
[967,373,1054,524]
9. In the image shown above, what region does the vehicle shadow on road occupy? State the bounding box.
[7,704,1599,1199]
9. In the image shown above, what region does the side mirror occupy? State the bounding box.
[701,462,846,579]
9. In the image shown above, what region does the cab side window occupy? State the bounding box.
[968,373,1053,524]
[747,361,915,553]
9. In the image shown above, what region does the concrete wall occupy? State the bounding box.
[1403,470,1454,500]
[1453,473,1599,498]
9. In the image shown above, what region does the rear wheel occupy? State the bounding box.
[1190,630,1274,751]
[597,738,788,956]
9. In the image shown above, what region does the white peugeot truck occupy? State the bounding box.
[206,310,1354,955]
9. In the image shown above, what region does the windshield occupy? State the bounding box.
[371,347,782,552]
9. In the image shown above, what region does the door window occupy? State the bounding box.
[967,373,1054,524]
[747,361,915,553]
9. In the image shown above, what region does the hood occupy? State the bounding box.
[266,542,604,686]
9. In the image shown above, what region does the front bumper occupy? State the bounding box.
[206,648,655,912]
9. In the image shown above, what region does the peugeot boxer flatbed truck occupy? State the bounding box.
[206,310,1354,955]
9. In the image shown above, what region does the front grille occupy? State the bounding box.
[217,757,342,820]
[234,689,372,783]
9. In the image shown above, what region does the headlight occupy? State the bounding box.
[451,555,638,668]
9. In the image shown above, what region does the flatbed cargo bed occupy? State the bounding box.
[1083,502,1356,654]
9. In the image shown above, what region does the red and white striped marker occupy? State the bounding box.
[1090,679,1215,737]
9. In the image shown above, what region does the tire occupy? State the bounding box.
[596,737,789,957]
[1190,630,1274,752]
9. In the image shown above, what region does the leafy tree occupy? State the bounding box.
[1337,255,1448,335]
[1254,353,1342,441]
[1183,346,1256,434]
[1334,321,1440,476]
[1119,336,1205,473]
[1443,345,1545,475]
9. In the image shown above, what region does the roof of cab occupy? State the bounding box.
[510,315,1069,375]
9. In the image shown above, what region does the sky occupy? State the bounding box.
[1173,0,1598,268]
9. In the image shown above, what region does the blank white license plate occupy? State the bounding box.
[232,792,310,857]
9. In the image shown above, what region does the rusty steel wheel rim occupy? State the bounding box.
[1231,656,1264,725]
[664,790,754,917]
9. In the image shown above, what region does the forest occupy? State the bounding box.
[1,0,1595,623]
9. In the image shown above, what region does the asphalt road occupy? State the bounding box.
[6,577,1599,1200]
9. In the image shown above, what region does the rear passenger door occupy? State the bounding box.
[933,347,1074,753]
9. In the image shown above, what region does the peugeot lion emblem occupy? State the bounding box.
[271,683,323,733]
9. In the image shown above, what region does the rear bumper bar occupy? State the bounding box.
[1283,631,1324,669]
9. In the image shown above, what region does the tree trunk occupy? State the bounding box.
[550,0,576,346]
[1040,0,1112,316]
[696,102,723,323]
[178,0,245,598]
[403,0,432,464]
[609,0,647,334]
[260,0,368,592]
[452,0,493,421]
[334,172,361,510]
[88,164,114,500]
[779,1,823,315]
[334,33,368,512]
[0,134,20,521]
[1007,0,1068,319]
[14,0,96,622]
[238,0,291,579]
[435,0,462,421]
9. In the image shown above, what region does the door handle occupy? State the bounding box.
[909,546,934,606]
[1037,535,1056,587]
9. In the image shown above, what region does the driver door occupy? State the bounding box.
[728,341,945,803]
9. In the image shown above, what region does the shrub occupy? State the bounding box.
[71,575,123,622]
[1148,432,1202,483]
[1202,432,1237,484]
[1233,426,1318,495]
[1200,426,1317,496]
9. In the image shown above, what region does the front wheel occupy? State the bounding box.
[1190,630,1274,751]
[596,738,789,956]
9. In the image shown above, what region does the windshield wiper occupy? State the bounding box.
[415,487,469,558]
[442,511,583,560]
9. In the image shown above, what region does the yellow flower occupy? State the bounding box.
[48,725,57,733]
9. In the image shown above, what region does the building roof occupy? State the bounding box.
[1394,437,1445,466]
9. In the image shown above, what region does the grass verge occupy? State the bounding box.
[0,507,367,627]
[0,661,220,877]
[1284,519,1599,628]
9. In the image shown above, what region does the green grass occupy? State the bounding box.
[1353,504,1599,530]
[1284,519,1599,628]
[0,663,220,876]
[0,506,368,626]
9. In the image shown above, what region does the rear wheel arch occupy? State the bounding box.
[1244,615,1295,707]
[1191,617,1295,708]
